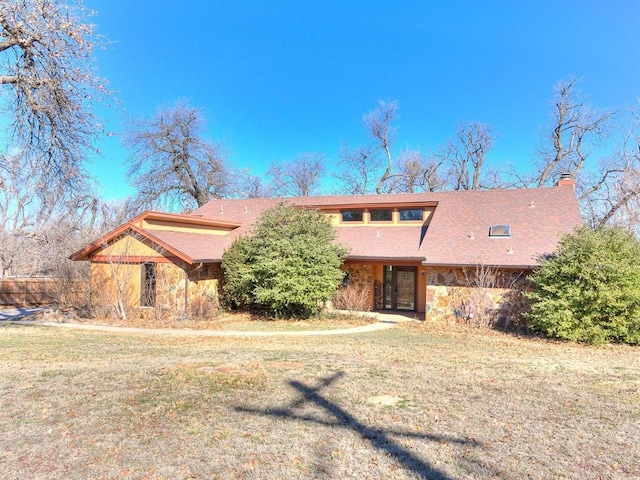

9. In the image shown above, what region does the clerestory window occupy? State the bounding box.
[370,209,393,222]
[399,208,423,221]
[341,210,363,222]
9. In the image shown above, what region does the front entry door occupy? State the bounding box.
[383,266,416,311]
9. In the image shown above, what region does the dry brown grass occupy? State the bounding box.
[37,309,377,331]
[0,320,638,479]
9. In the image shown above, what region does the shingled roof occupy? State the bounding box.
[195,184,581,268]
[71,183,582,269]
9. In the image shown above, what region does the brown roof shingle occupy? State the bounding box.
[417,187,581,267]
[190,185,582,267]
[72,185,582,268]
[143,230,232,262]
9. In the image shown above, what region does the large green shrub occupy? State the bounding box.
[222,202,349,319]
[527,226,640,345]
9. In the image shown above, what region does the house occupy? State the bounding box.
[70,176,582,321]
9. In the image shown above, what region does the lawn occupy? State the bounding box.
[0,321,638,479]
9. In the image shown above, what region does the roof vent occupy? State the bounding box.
[489,225,510,237]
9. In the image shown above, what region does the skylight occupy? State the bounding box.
[489,225,510,237]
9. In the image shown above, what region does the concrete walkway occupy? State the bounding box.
[0,308,415,337]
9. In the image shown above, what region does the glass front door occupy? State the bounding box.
[383,266,416,311]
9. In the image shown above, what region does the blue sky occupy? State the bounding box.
[84,0,640,200]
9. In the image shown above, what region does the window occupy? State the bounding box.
[489,225,511,237]
[342,210,363,222]
[399,208,423,221]
[141,262,157,307]
[370,209,392,222]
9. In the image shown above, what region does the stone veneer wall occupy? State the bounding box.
[333,264,374,311]
[186,263,222,315]
[154,262,222,315]
[425,266,531,327]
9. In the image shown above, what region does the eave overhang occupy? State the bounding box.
[303,201,439,210]
[421,261,537,270]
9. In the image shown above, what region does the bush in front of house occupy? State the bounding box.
[222,202,349,319]
[526,225,640,345]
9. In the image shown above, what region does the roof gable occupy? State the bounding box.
[97,232,163,258]
[70,223,194,264]
[69,210,239,264]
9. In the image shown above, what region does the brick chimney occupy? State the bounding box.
[557,172,575,189]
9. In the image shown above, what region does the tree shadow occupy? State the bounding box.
[0,307,43,321]
[235,371,485,480]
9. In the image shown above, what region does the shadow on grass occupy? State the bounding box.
[236,371,483,480]
[0,307,43,321]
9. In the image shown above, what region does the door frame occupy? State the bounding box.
[383,265,417,311]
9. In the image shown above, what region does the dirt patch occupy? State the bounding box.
[366,394,407,407]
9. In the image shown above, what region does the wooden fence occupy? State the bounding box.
[0,277,86,307]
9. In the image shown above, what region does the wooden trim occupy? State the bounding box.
[69,222,137,261]
[305,201,438,210]
[142,211,242,228]
[345,257,424,266]
[89,255,184,264]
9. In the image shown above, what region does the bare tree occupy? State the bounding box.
[89,234,143,321]
[334,100,398,194]
[333,144,382,195]
[454,264,523,328]
[124,101,232,211]
[535,77,613,187]
[387,150,445,193]
[579,127,640,229]
[0,153,42,276]
[439,121,497,190]
[0,0,108,193]
[367,100,398,193]
[230,170,272,199]
[522,77,640,229]
[267,153,325,197]
[0,147,136,279]
[64,194,142,233]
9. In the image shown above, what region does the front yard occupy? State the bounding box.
[0,321,638,479]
